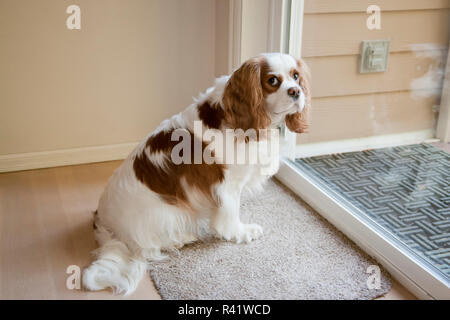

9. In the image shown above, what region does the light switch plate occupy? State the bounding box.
[359,40,390,73]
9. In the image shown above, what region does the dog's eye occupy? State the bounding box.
[293,73,299,80]
[268,77,279,86]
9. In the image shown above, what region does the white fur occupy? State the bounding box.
[82,54,305,295]
[262,53,305,123]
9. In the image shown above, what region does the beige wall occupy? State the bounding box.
[241,0,271,62]
[0,0,217,155]
[215,0,232,77]
[298,0,450,144]
[3,0,448,158]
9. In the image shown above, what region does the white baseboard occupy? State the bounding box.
[0,129,438,173]
[296,129,436,158]
[0,142,139,173]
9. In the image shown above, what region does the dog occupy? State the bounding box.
[82,53,310,294]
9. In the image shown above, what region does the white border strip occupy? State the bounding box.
[229,0,243,72]
[288,0,304,59]
[296,129,436,158]
[276,159,450,299]
[283,0,305,160]
[0,142,138,173]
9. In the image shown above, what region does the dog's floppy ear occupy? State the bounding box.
[286,58,311,133]
[222,56,271,132]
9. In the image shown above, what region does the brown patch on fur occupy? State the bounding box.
[285,111,309,133]
[222,56,271,134]
[286,58,311,133]
[198,102,224,129]
[133,129,225,211]
[289,68,299,81]
[145,130,177,152]
[261,61,282,95]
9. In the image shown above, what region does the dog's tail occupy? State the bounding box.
[82,222,147,295]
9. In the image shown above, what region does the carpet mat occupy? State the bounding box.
[148,179,391,299]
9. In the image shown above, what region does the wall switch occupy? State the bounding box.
[359,40,390,73]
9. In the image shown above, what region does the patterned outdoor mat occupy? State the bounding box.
[296,143,450,280]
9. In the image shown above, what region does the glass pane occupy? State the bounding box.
[293,1,450,287]
[295,144,449,284]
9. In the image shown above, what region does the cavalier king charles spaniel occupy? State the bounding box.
[83,53,310,294]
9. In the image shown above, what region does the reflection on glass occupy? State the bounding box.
[295,143,449,283]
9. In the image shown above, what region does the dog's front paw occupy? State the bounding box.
[235,223,263,244]
[214,221,263,244]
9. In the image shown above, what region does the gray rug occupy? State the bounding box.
[148,179,392,299]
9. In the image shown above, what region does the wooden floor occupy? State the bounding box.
[0,161,160,299]
[0,160,415,299]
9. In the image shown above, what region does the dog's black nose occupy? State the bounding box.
[287,87,300,100]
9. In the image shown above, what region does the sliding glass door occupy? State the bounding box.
[278,0,450,299]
